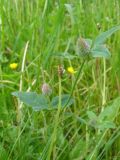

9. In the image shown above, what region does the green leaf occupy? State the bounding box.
[94,25,120,45]
[91,45,111,58]
[87,111,97,120]
[85,38,93,48]
[98,121,116,130]
[98,97,120,121]
[12,92,74,111]
[65,4,73,14]
[12,92,49,111]
[64,4,74,24]
[51,94,74,108]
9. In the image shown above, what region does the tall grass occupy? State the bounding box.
[0,0,120,159]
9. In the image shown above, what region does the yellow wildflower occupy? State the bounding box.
[67,67,76,74]
[9,63,18,69]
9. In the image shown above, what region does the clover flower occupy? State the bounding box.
[41,83,52,95]
[9,63,18,69]
[76,37,90,57]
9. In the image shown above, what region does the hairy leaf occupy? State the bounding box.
[12,92,48,111]
[91,44,111,58]
[51,94,74,108]
[94,25,120,45]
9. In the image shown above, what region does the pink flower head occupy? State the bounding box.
[41,83,52,95]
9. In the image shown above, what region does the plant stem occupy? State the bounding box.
[102,58,106,109]
[64,59,86,108]
[17,41,29,123]
[47,75,62,160]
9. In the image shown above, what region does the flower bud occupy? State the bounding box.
[41,83,52,95]
[58,65,65,77]
[97,23,101,30]
[76,37,90,57]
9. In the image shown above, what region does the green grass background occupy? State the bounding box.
[0,0,120,159]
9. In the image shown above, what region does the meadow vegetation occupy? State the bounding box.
[1,0,120,159]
